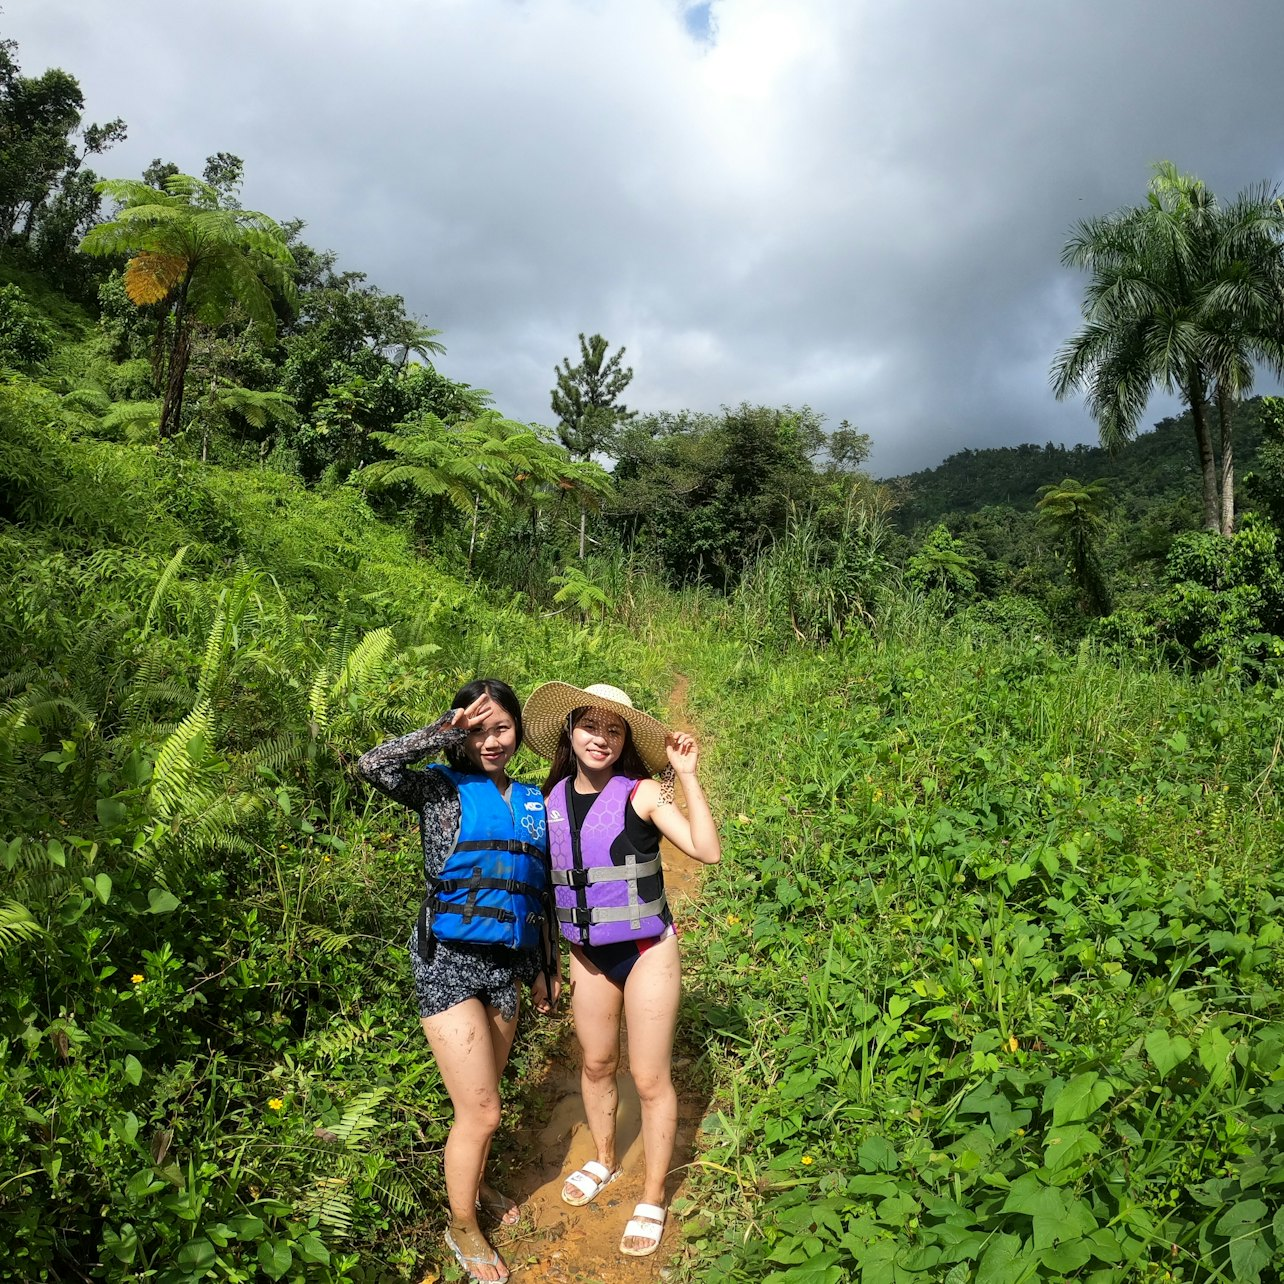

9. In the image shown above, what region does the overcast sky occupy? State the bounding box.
[9,0,1284,474]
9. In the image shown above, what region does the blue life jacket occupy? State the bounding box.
[418,766,548,956]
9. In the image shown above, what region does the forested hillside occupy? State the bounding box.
[5,33,1284,1284]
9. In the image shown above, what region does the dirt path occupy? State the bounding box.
[476,677,711,1283]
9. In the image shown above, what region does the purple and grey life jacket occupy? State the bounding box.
[546,775,670,946]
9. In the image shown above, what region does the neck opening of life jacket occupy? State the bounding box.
[419,766,548,958]
[546,775,669,946]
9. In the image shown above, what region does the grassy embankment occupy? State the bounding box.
[4,326,1284,1281]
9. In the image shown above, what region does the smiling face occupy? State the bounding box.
[571,705,629,774]
[460,708,519,776]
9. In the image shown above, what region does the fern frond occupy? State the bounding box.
[149,700,213,819]
[142,545,188,638]
[297,1178,353,1238]
[328,1088,388,1148]
[0,901,42,952]
[300,923,355,955]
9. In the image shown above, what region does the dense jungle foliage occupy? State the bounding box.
[4,35,1284,1284]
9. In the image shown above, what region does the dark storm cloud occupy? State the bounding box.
[8,0,1284,473]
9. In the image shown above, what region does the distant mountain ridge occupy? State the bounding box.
[883,399,1270,532]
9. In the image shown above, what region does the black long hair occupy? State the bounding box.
[444,678,524,773]
[542,706,653,794]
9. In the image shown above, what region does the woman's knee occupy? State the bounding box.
[454,1093,503,1137]
[632,1068,674,1106]
[581,1050,620,1083]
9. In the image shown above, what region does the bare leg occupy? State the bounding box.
[565,946,625,1197]
[478,987,521,1223]
[623,935,681,1248]
[421,997,517,1283]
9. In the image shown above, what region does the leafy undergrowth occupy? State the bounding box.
[674,634,1284,1284]
[5,371,1284,1283]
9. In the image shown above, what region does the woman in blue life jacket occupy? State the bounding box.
[522,681,720,1259]
[357,678,556,1284]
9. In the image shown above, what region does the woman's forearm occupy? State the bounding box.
[676,771,721,864]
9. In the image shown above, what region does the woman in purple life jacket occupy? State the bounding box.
[522,681,721,1259]
[357,678,558,1284]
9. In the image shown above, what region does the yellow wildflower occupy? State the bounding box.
[1008,1035,1019,1053]
[726,914,741,926]
[801,1155,813,1166]
[131,973,145,985]
[268,1098,284,1112]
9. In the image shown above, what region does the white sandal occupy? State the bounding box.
[620,1202,666,1256]
[560,1159,621,1207]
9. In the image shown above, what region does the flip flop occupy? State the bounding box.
[619,1202,666,1257]
[560,1159,621,1207]
[476,1187,521,1226]
[444,1228,509,1283]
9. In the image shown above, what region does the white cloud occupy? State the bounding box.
[9,0,1284,473]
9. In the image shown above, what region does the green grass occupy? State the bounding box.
[3,369,1283,1282]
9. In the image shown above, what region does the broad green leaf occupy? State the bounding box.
[858,1135,899,1173]
[975,1233,1029,1284]
[1199,1025,1233,1085]
[94,873,112,904]
[296,1232,330,1265]
[1215,1199,1268,1236]
[1145,1028,1193,1078]
[1040,1238,1092,1272]
[123,1054,142,1086]
[147,887,180,914]
[1043,1123,1102,1173]
[176,1238,217,1270]
[1050,1071,1112,1125]
[257,1239,293,1280]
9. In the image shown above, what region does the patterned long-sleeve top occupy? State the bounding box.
[356,712,541,978]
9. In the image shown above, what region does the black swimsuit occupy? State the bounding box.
[566,782,674,985]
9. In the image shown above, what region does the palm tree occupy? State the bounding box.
[1035,477,1113,616]
[1200,185,1284,534]
[1052,164,1284,534]
[80,174,296,438]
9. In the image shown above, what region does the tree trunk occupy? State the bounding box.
[578,499,587,561]
[1187,377,1220,531]
[159,277,193,440]
[1217,384,1235,537]
[468,496,480,570]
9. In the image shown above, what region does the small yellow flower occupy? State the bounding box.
[873,788,884,801]
[1008,1035,1019,1053]
[267,1098,284,1112]
[801,1155,813,1166]
[322,855,332,863]
[131,973,145,984]
[726,914,741,926]
[1017,1128,1025,1136]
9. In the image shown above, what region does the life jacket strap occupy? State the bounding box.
[454,838,545,861]
[550,855,663,889]
[557,893,669,930]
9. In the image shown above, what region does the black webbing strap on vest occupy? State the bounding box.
[566,792,591,931]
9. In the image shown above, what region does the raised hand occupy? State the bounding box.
[449,693,497,732]
[665,731,699,775]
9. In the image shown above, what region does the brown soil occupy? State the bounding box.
[459,676,713,1284]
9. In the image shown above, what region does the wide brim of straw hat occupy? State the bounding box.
[523,681,671,775]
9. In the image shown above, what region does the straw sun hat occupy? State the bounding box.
[522,682,671,775]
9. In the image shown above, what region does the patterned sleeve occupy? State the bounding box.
[355,712,466,810]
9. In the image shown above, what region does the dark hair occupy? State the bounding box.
[542,705,653,794]
[444,678,523,772]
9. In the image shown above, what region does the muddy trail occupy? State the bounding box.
[450,678,716,1283]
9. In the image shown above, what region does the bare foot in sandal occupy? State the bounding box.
[620,1202,666,1257]
[445,1223,509,1283]
[476,1182,521,1226]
